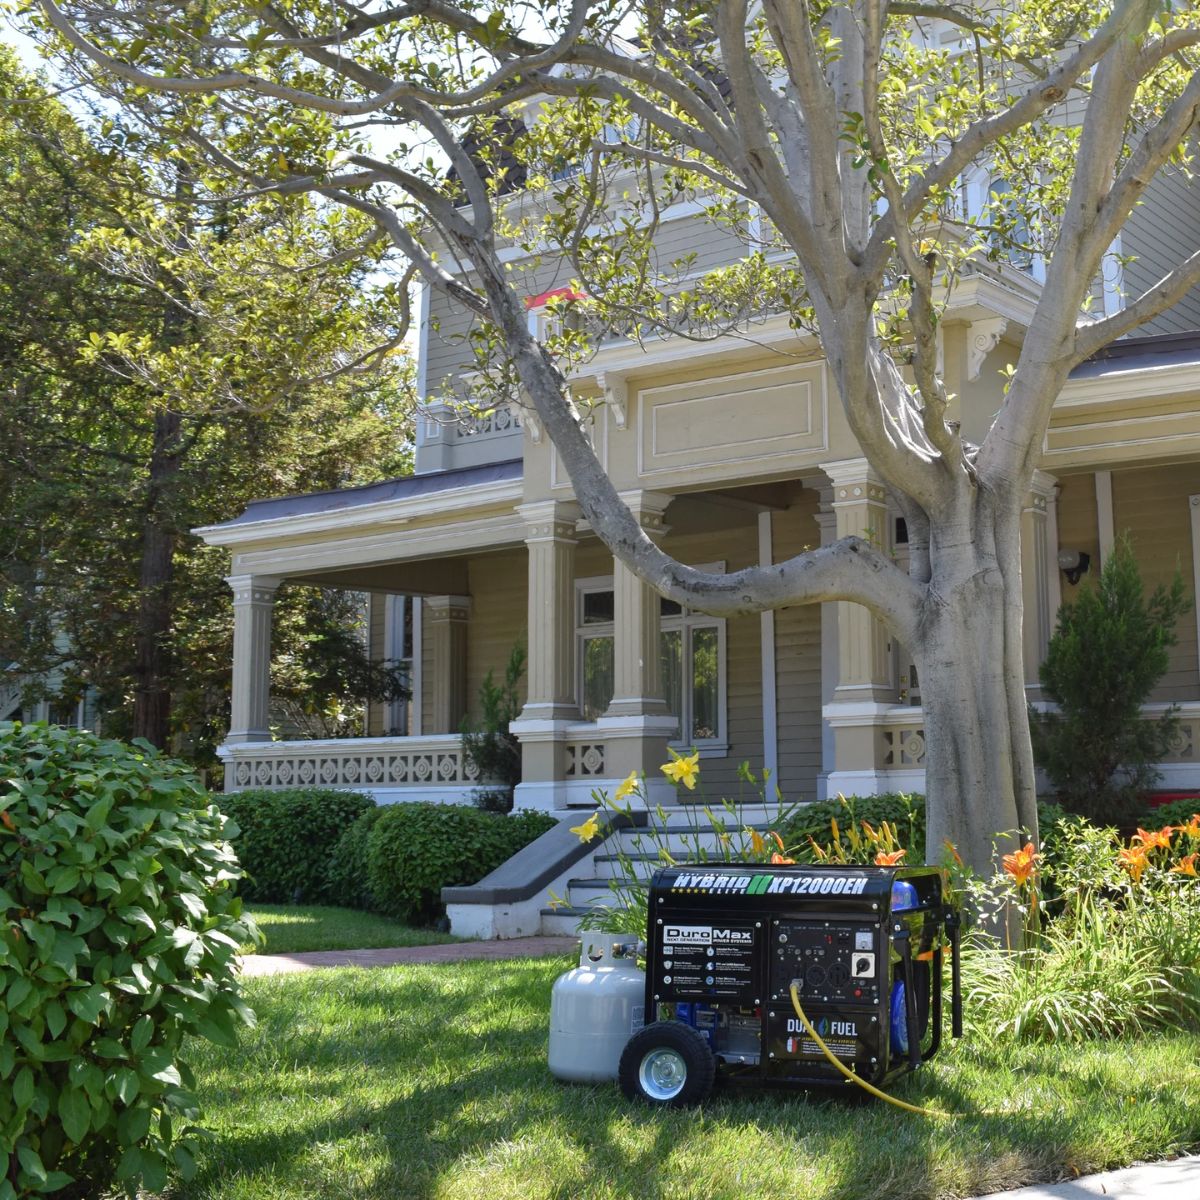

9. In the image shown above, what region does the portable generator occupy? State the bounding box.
[613,862,962,1106]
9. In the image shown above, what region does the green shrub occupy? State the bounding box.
[461,642,525,813]
[323,807,385,910]
[782,793,1071,865]
[215,788,375,903]
[366,803,556,923]
[1139,796,1200,830]
[1031,534,1191,824]
[0,722,256,1199]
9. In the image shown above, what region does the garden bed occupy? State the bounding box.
[169,956,1200,1200]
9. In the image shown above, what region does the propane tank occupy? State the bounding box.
[549,933,646,1082]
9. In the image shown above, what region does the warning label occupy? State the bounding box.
[657,923,757,1000]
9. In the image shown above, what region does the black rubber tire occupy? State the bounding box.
[618,1020,717,1108]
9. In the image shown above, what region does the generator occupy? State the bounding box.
[617,862,962,1106]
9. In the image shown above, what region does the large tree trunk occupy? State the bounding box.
[914,498,1038,872]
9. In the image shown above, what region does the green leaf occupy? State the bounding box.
[58,1085,90,1144]
[44,999,67,1039]
[13,1065,34,1109]
[112,1066,139,1105]
[131,1014,153,1054]
[17,1144,47,1185]
[66,984,108,1025]
[7,975,32,1010]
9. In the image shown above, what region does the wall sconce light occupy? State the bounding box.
[1057,548,1091,586]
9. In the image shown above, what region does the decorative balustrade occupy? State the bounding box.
[219,735,478,794]
[564,741,606,778]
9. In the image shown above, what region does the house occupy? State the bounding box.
[195,154,1200,818]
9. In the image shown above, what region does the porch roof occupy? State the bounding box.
[216,458,523,529]
[1070,330,1200,380]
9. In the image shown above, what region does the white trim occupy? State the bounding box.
[412,597,423,735]
[1056,360,1200,407]
[415,278,431,399]
[195,478,523,547]
[1191,495,1200,687]
[758,511,778,784]
[1095,470,1115,567]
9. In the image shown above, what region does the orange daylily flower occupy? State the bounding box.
[1170,853,1197,877]
[1174,814,1200,838]
[1118,845,1149,882]
[1132,826,1173,852]
[943,839,964,867]
[0,810,14,832]
[771,830,786,852]
[770,852,796,865]
[1002,842,1039,887]
[875,849,906,866]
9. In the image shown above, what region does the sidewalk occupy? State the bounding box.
[976,1155,1199,1200]
[237,934,577,976]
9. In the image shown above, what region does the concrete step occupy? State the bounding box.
[614,825,787,856]
[539,906,592,935]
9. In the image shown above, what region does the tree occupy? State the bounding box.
[0,47,413,763]
[24,1,1200,872]
[1031,536,1191,824]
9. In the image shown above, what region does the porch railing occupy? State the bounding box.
[219,734,479,793]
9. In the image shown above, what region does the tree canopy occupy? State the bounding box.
[17,1,1200,867]
[0,44,414,766]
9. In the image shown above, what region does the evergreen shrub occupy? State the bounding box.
[0,723,255,1199]
[366,803,555,923]
[215,788,375,903]
[323,807,385,910]
[462,642,525,813]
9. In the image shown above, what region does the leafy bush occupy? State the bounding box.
[366,803,555,923]
[1140,796,1200,830]
[323,807,385,910]
[964,817,1200,1042]
[1031,534,1191,823]
[215,788,375,903]
[462,642,525,813]
[0,722,256,1199]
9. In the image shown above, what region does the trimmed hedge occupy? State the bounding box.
[781,793,1072,863]
[324,807,385,911]
[1142,796,1200,829]
[215,788,375,903]
[367,804,556,923]
[0,722,255,1199]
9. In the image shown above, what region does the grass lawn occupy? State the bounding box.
[240,905,459,955]
[165,954,1200,1200]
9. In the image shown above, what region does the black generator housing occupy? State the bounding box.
[618,863,962,1106]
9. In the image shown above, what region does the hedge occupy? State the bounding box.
[366,804,557,923]
[214,788,375,904]
[324,807,386,911]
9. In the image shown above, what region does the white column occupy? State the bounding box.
[1022,470,1059,691]
[226,574,281,744]
[814,498,840,799]
[758,510,779,786]
[425,595,471,733]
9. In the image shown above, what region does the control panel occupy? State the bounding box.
[768,919,882,1007]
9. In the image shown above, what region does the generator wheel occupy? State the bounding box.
[619,1021,716,1107]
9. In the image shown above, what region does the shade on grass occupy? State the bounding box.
[172,957,1200,1200]
[241,905,458,955]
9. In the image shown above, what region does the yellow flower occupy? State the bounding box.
[748,829,766,855]
[569,812,601,843]
[660,749,700,790]
[614,771,639,802]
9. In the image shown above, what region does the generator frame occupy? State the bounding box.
[619,862,963,1106]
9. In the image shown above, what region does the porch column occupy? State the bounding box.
[425,595,470,732]
[823,459,894,702]
[225,574,281,744]
[511,500,580,808]
[1021,470,1060,695]
[820,459,896,797]
[599,491,678,800]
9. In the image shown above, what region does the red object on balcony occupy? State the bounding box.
[1145,792,1200,808]
[525,287,586,309]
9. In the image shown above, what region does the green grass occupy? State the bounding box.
[241,905,458,955]
[167,955,1200,1200]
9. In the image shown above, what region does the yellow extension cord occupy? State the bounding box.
[787,983,959,1118]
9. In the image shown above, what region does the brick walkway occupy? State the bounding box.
[237,935,578,976]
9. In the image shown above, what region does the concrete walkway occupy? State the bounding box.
[237,935,577,976]
[975,1155,1199,1200]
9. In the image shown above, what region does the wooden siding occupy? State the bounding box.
[770,491,824,804]
[366,592,386,737]
[465,548,528,723]
[1112,465,1200,702]
[1123,166,1200,334]
[1054,472,1100,603]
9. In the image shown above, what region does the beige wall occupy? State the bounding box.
[464,547,528,723]
[769,490,824,804]
[1112,465,1199,702]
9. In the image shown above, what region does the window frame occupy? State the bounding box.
[574,568,728,753]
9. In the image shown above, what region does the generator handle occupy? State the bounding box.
[945,907,963,1039]
[893,925,922,1071]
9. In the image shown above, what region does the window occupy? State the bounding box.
[384,595,420,736]
[575,575,726,748]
